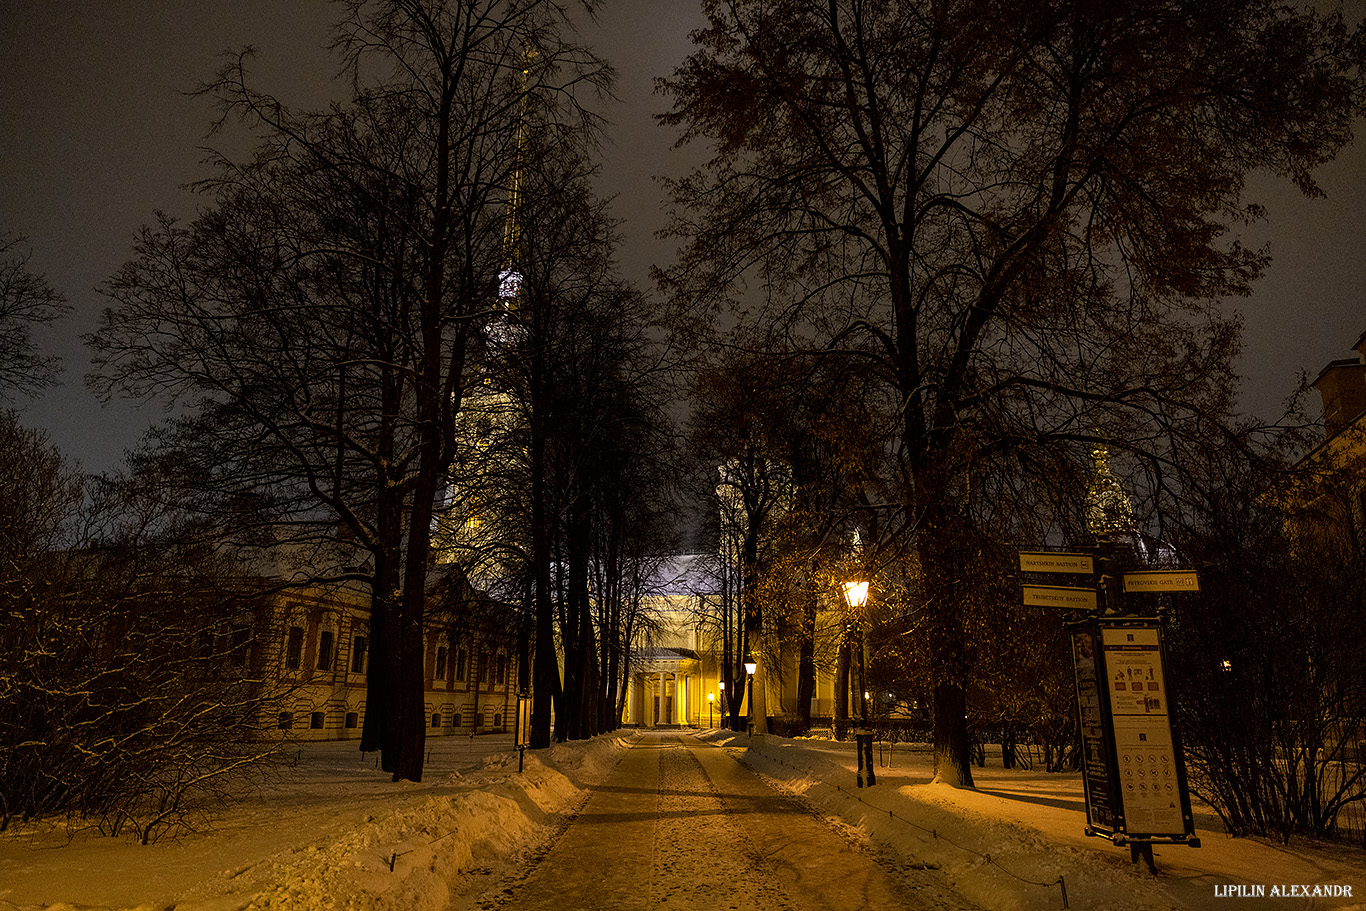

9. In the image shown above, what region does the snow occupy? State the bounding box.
[737,734,1366,911]
[1,731,1362,910]
[0,735,628,911]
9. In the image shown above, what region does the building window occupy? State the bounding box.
[345,712,359,729]
[310,711,325,729]
[456,648,467,682]
[481,653,491,685]
[278,712,293,729]
[452,713,462,728]
[431,712,442,728]
[230,626,250,668]
[351,635,367,674]
[496,654,507,685]
[494,713,502,728]
[435,645,448,680]
[285,626,304,670]
[317,630,334,671]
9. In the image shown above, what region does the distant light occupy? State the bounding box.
[708,693,715,703]
[1221,659,1233,672]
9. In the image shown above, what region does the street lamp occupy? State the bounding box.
[843,578,875,787]
[744,656,757,735]
[718,680,725,729]
[708,692,715,728]
[842,580,869,612]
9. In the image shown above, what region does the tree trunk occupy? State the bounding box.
[932,681,973,788]
[834,634,850,740]
[796,590,817,731]
[915,472,976,788]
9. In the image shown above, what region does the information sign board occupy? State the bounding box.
[1101,626,1190,836]
[1071,628,1118,834]
[1070,620,1198,847]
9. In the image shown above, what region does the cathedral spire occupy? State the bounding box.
[497,50,534,310]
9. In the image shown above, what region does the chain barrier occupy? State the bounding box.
[385,826,464,871]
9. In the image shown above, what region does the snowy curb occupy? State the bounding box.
[234,735,634,911]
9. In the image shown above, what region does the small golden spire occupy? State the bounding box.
[1085,443,1134,538]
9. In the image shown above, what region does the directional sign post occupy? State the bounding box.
[1022,545,1202,870]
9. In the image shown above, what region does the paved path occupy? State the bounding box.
[474,732,980,911]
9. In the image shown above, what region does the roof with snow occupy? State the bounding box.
[641,553,724,598]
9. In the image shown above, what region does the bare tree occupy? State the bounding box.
[659,0,1364,786]
[90,0,610,782]
[0,231,69,399]
[1170,425,1366,842]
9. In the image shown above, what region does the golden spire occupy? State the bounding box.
[1085,444,1135,538]
[497,50,534,309]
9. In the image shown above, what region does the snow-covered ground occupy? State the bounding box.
[0,730,1361,910]
[737,733,1366,911]
[0,734,627,911]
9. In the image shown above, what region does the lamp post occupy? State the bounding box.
[708,692,715,729]
[843,579,875,787]
[743,657,757,735]
[718,679,726,729]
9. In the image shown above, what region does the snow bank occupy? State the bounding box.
[737,733,1366,911]
[0,734,632,911]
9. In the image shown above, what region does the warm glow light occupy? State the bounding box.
[718,680,725,691]
[708,692,715,703]
[843,580,869,609]
[744,660,757,675]
[1221,659,1233,672]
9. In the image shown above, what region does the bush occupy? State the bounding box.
[0,415,286,841]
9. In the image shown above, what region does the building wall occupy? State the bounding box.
[260,588,519,741]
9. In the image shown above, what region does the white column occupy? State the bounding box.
[657,672,664,726]
[682,673,690,726]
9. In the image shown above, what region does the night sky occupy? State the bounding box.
[2,1,1362,474]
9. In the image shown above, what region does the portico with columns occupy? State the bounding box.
[628,648,699,728]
